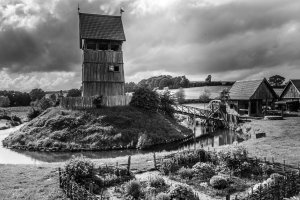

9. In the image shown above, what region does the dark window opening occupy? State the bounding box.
[99,43,109,50]
[111,44,120,51]
[114,66,120,72]
[108,65,120,72]
[86,43,96,50]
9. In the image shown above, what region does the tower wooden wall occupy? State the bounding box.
[82,49,125,97]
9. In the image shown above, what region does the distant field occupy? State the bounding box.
[169,85,231,99]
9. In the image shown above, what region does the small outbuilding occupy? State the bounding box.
[278,79,300,111]
[228,78,277,116]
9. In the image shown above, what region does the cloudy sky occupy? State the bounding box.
[0,0,300,91]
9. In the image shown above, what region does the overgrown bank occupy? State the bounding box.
[2,106,192,151]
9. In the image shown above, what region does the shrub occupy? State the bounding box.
[27,108,41,120]
[148,176,166,188]
[192,162,215,180]
[38,98,53,111]
[156,192,171,200]
[169,184,199,200]
[178,167,194,180]
[64,156,94,183]
[92,95,103,108]
[198,89,211,103]
[218,146,249,170]
[130,87,160,111]
[270,173,284,183]
[160,160,180,175]
[210,175,228,189]
[125,180,142,198]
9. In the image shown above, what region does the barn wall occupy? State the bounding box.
[282,83,300,99]
[251,81,275,100]
[82,50,125,97]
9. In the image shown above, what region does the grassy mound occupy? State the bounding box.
[2,106,192,151]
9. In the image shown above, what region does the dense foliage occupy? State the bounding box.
[268,75,285,87]
[209,175,228,189]
[92,95,103,108]
[138,75,190,89]
[198,89,211,102]
[125,180,142,198]
[169,184,199,200]
[29,88,45,101]
[159,91,175,117]
[130,87,160,111]
[0,90,31,106]
[0,96,10,107]
[64,156,94,183]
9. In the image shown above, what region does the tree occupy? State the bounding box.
[268,75,285,87]
[205,75,212,83]
[130,87,160,111]
[219,88,230,102]
[67,89,81,97]
[159,91,175,117]
[125,82,138,93]
[199,89,211,103]
[175,88,185,104]
[179,76,189,88]
[0,96,10,107]
[49,93,57,102]
[29,88,45,101]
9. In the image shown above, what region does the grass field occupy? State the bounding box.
[0,106,31,122]
[239,117,300,167]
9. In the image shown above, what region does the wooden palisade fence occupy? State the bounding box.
[60,95,132,109]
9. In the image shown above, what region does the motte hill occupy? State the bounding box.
[2,106,192,151]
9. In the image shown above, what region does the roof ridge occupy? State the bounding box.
[79,12,121,18]
[235,79,264,83]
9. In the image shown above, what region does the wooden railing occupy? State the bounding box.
[60,95,132,110]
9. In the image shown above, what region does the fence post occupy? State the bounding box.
[127,156,131,175]
[89,182,93,194]
[283,160,286,172]
[153,152,157,169]
[226,194,230,200]
[58,167,62,188]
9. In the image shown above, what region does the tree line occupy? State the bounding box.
[125,75,234,93]
[0,88,82,107]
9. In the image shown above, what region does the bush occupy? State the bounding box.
[156,192,171,200]
[270,173,284,183]
[92,95,103,108]
[160,160,180,175]
[130,87,160,111]
[210,175,228,189]
[218,146,249,170]
[148,176,166,188]
[198,89,211,103]
[64,156,94,183]
[38,98,53,111]
[125,180,142,198]
[192,162,215,180]
[169,184,199,200]
[27,108,41,120]
[175,88,185,104]
[178,167,194,180]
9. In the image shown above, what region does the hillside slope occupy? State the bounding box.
[3,106,192,151]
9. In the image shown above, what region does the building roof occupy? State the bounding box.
[229,78,276,100]
[280,79,300,99]
[273,88,284,97]
[79,13,126,41]
[290,79,300,91]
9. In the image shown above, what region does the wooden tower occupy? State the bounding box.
[79,12,126,97]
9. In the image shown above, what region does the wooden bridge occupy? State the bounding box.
[173,100,239,127]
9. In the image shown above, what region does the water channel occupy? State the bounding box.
[0,122,239,164]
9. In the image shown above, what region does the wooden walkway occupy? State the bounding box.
[173,101,239,126]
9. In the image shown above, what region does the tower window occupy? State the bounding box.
[86,43,96,50]
[111,44,120,51]
[99,43,108,50]
[108,65,120,72]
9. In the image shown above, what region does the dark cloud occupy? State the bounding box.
[0,0,300,85]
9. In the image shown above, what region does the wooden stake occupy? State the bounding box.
[127,156,131,175]
[153,153,157,169]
